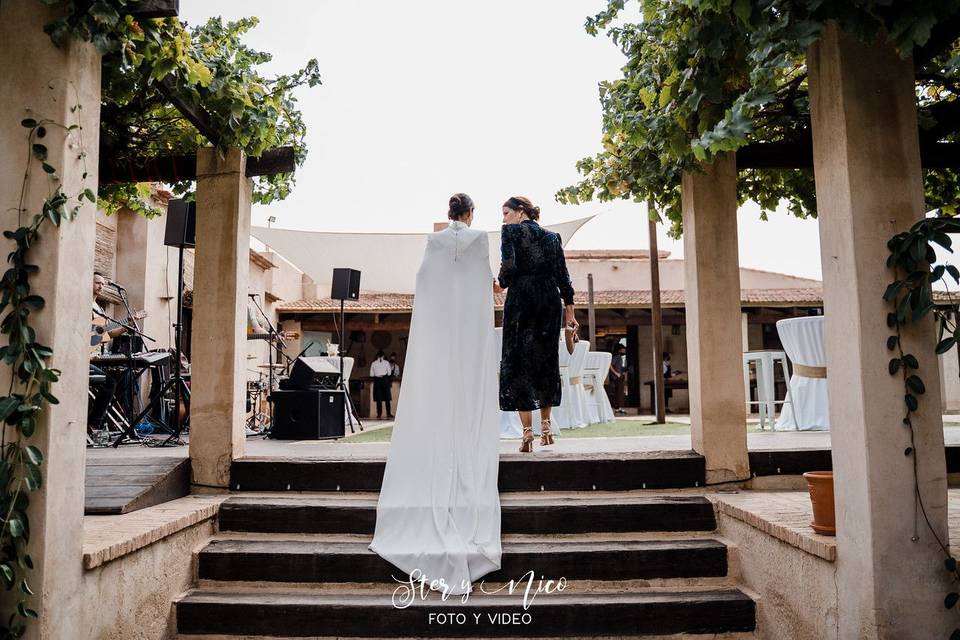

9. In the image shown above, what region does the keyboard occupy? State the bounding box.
[90,351,171,368]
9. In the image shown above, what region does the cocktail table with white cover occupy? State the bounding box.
[583,351,615,424]
[775,316,830,431]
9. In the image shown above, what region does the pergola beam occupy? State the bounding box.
[737,140,960,169]
[98,146,296,184]
[157,75,222,147]
[128,0,179,19]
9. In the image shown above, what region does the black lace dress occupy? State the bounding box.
[498,220,575,411]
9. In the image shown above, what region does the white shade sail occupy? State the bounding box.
[251,216,595,295]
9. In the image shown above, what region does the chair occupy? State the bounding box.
[583,351,615,424]
[742,350,790,429]
[553,341,589,429]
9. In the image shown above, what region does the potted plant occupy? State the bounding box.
[802,471,835,536]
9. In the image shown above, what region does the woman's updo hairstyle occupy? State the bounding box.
[503,196,540,221]
[448,193,475,220]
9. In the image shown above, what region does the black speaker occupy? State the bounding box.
[270,389,345,439]
[288,356,340,390]
[164,199,196,248]
[331,268,361,301]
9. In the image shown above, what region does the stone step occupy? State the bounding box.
[198,537,729,584]
[230,451,705,493]
[217,494,717,535]
[175,587,756,637]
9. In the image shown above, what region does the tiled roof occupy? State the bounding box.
[565,249,671,260]
[276,287,830,314]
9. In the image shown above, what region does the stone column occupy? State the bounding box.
[809,23,949,638]
[682,153,749,483]
[0,3,101,637]
[189,148,251,487]
[116,208,172,349]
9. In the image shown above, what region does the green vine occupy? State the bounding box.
[0,107,92,638]
[885,213,960,639]
[558,0,960,236]
[41,0,321,217]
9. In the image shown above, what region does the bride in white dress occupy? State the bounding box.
[369,193,502,596]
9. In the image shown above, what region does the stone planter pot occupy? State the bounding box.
[803,471,836,536]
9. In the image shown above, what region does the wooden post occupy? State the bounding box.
[587,273,597,348]
[648,206,666,424]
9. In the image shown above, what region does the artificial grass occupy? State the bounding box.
[339,418,960,443]
[342,418,701,443]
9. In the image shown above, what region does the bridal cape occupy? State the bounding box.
[369,220,502,595]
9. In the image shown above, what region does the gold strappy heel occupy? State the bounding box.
[540,418,555,446]
[520,425,534,453]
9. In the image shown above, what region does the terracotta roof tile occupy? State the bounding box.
[565,249,671,260]
[276,287,831,314]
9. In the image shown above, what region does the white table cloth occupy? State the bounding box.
[553,341,589,429]
[583,351,615,424]
[775,316,830,431]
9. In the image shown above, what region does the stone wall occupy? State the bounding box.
[717,512,839,640]
[76,520,212,640]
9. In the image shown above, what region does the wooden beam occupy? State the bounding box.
[157,76,221,146]
[737,140,960,169]
[128,0,179,19]
[98,146,297,184]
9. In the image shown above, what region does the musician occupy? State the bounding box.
[89,273,125,431]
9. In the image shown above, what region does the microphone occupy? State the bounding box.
[248,293,258,299]
[111,282,126,291]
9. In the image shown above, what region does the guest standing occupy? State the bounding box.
[608,344,628,415]
[370,350,394,419]
[498,196,576,452]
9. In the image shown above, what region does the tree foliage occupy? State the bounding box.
[42,1,321,215]
[557,0,960,236]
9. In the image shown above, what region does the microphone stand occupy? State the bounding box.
[248,293,287,434]
[115,287,144,422]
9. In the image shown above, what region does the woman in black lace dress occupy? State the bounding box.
[498,196,577,452]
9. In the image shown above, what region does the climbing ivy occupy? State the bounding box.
[885,214,960,639]
[558,0,960,236]
[41,0,321,216]
[0,109,93,639]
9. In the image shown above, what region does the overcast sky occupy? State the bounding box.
[180,0,824,280]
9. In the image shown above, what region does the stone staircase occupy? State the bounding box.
[175,452,757,638]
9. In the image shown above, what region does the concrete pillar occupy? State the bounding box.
[189,148,251,487]
[682,153,749,483]
[809,23,949,638]
[115,208,172,350]
[0,3,101,636]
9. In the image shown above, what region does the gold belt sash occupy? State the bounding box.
[794,364,827,379]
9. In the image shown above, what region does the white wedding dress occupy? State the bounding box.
[369,220,502,595]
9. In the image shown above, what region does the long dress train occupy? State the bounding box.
[369,220,502,596]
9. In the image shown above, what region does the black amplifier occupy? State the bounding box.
[270,389,345,440]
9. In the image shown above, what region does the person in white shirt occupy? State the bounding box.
[370,350,393,419]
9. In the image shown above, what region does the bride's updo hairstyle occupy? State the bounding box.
[448,193,474,220]
[503,196,540,221]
